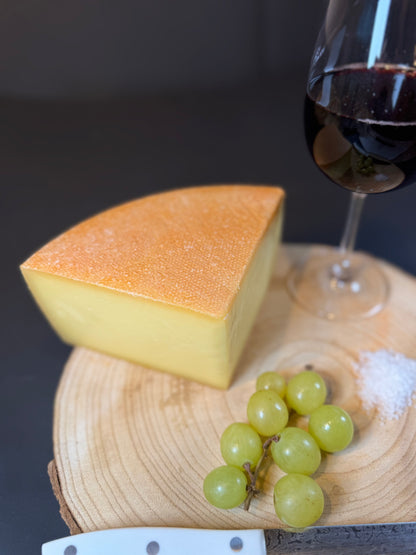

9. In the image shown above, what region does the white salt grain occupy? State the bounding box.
[354,350,416,421]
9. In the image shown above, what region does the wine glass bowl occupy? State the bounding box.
[305,65,416,195]
[288,0,416,320]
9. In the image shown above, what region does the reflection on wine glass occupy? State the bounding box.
[287,0,416,320]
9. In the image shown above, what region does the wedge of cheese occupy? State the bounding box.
[21,185,284,388]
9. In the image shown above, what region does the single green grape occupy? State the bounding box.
[220,423,263,470]
[308,404,354,453]
[203,466,248,509]
[273,473,324,528]
[247,390,289,436]
[286,370,327,415]
[256,371,286,398]
[270,427,321,475]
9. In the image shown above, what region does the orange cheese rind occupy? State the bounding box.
[21,184,285,318]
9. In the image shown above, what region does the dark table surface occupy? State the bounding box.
[2,72,416,554]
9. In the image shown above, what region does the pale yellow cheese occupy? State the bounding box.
[21,185,284,388]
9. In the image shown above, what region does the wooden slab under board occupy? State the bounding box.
[52,244,416,533]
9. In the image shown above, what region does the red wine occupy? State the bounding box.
[305,65,416,193]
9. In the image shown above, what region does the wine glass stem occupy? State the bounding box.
[331,192,367,283]
[339,192,366,254]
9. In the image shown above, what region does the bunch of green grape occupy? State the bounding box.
[203,367,354,529]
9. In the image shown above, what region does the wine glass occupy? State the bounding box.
[287,0,416,320]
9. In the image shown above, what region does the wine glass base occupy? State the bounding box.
[287,247,389,320]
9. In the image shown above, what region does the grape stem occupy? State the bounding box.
[243,435,279,511]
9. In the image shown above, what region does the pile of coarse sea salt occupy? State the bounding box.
[354,349,416,422]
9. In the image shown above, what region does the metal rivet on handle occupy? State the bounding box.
[146,540,160,554]
[63,546,77,555]
[229,536,243,551]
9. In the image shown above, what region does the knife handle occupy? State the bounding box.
[42,527,267,555]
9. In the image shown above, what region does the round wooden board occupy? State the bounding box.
[53,244,416,533]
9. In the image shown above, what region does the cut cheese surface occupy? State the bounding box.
[21,184,284,388]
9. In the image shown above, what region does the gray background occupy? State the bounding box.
[1,2,415,554]
[0,0,325,97]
